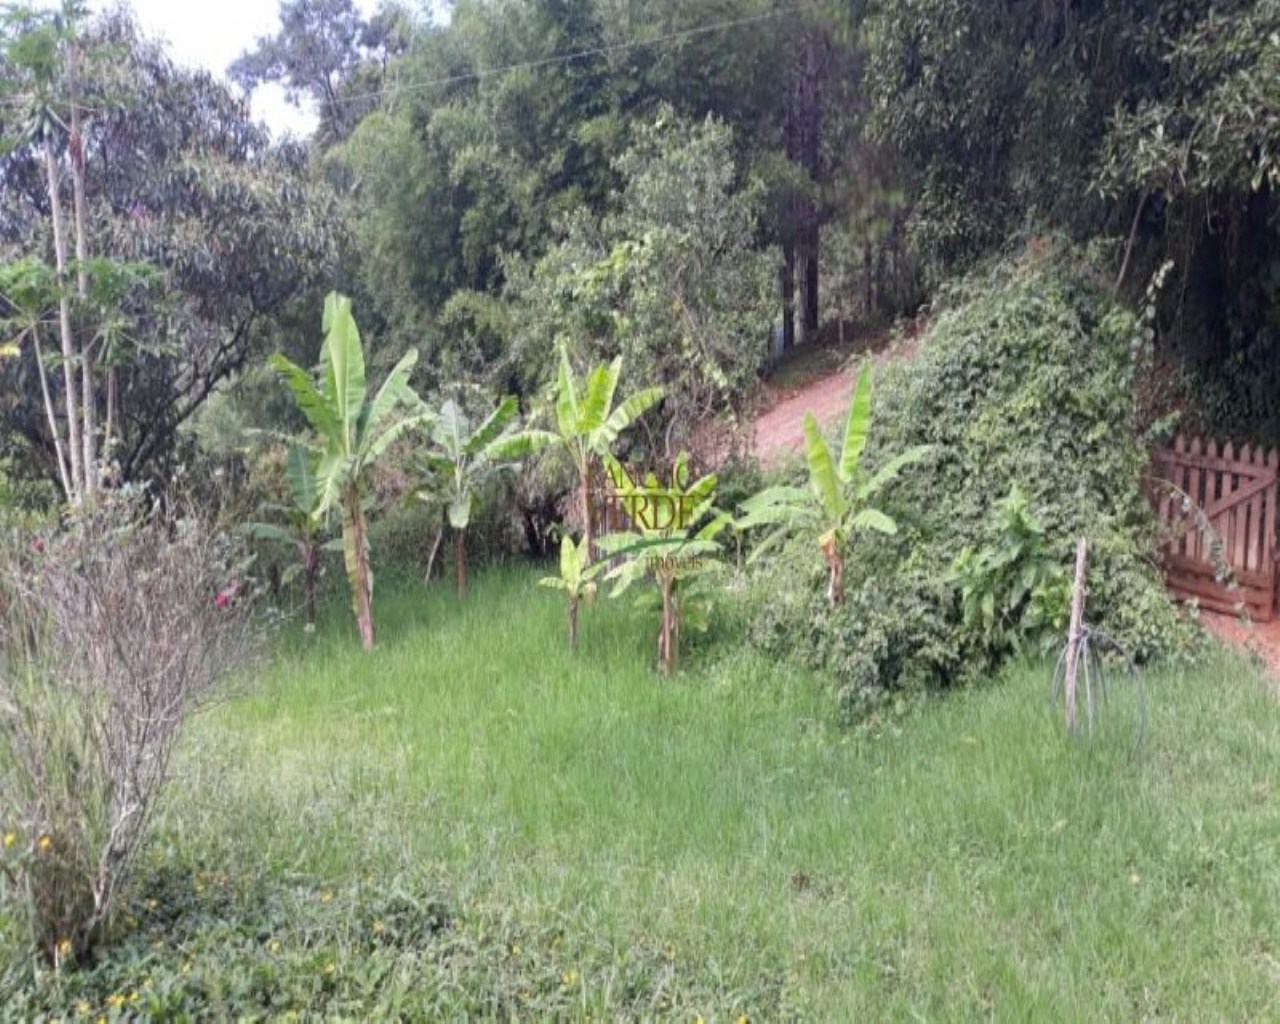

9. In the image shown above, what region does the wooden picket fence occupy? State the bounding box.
[1152,436,1280,620]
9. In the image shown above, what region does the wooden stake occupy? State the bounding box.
[1065,539,1089,734]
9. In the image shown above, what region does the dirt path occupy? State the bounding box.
[1200,611,1280,683]
[750,336,920,468]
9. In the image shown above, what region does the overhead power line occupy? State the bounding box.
[333,3,816,109]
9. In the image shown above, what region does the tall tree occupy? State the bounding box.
[0,9,341,495]
[230,0,412,144]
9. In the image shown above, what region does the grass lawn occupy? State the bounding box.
[5,566,1279,1020]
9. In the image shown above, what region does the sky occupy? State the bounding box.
[99,0,387,138]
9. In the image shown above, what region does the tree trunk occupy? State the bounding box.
[803,225,820,337]
[303,541,318,627]
[781,243,796,351]
[568,597,579,653]
[580,471,595,563]
[69,40,96,499]
[344,490,375,650]
[454,529,467,597]
[822,537,845,608]
[1064,539,1089,734]
[30,323,72,501]
[658,575,677,675]
[863,239,874,318]
[44,137,83,504]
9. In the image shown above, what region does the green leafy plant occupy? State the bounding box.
[598,453,727,675]
[548,347,664,559]
[419,395,554,596]
[538,534,605,652]
[268,292,430,650]
[243,444,330,628]
[738,363,929,606]
[951,485,1070,658]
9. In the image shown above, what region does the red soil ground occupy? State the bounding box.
[749,335,920,468]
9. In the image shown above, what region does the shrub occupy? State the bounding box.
[0,491,259,966]
[743,246,1201,721]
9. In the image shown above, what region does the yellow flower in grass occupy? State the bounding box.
[319,889,334,904]
[269,939,282,954]
[323,961,336,976]
[37,834,53,854]
[56,937,72,959]
[75,999,90,1015]
[2,831,16,850]
[562,969,579,986]
[106,993,126,1009]
[372,920,385,936]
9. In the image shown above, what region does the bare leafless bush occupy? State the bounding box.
[0,489,259,967]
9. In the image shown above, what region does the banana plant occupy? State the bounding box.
[737,363,930,607]
[597,452,727,675]
[538,533,606,652]
[418,394,555,596]
[268,292,430,650]
[549,345,664,559]
[243,444,330,628]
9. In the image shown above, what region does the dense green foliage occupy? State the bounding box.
[747,251,1200,721]
[4,572,1276,1018]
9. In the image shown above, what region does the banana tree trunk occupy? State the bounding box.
[454,529,467,597]
[343,488,375,650]
[822,537,845,608]
[303,540,318,628]
[658,574,677,676]
[568,596,579,652]
[579,473,595,563]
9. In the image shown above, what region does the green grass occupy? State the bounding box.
[5,566,1279,1020]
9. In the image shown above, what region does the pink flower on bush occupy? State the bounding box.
[214,579,241,609]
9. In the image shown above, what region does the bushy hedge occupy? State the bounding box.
[746,250,1201,722]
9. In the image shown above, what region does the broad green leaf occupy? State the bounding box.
[314,454,357,521]
[839,362,873,483]
[365,349,422,446]
[286,444,318,514]
[857,445,933,501]
[599,385,664,448]
[321,292,367,452]
[487,430,558,460]
[559,534,579,581]
[269,354,337,437]
[466,395,519,455]
[581,357,621,433]
[555,345,580,437]
[434,398,468,459]
[852,507,899,535]
[363,412,433,467]
[804,414,845,524]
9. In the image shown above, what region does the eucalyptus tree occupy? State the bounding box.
[269,292,430,650]
[0,7,340,495]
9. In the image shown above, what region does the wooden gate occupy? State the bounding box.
[1152,436,1279,620]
